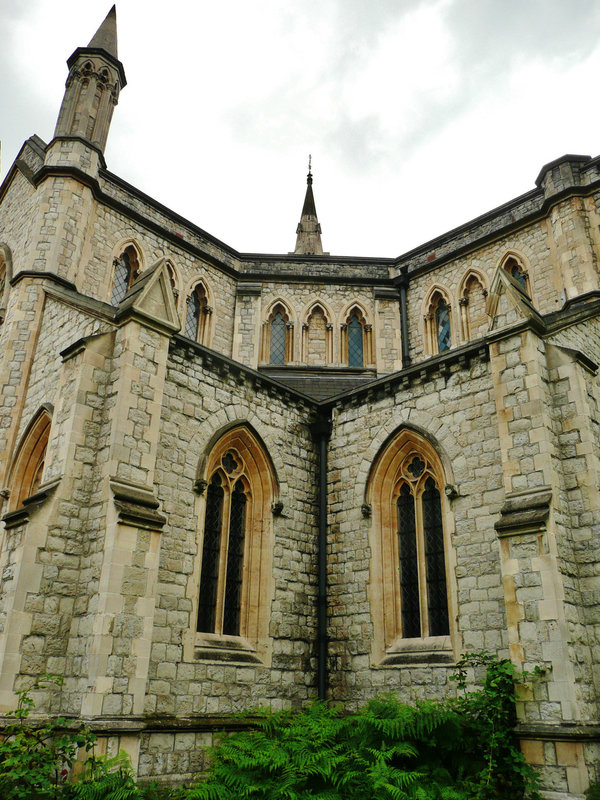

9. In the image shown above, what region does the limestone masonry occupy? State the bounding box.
[1,7,600,797]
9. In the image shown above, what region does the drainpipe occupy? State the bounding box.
[398,267,411,368]
[311,412,332,701]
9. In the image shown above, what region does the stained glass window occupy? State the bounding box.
[436,299,451,353]
[348,313,364,367]
[270,311,286,364]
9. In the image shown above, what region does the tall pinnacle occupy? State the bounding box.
[294,156,325,255]
[87,5,118,59]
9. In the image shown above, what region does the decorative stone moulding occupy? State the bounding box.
[495,486,552,537]
[110,477,166,531]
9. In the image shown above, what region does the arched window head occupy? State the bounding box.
[262,303,292,365]
[460,274,488,341]
[341,306,372,367]
[504,256,529,295]
[366,429,453,663]
[7,409,52,511]
[348,312,364,367]
[195,426,277,654]
[185,283,211,344]
[425,291,452,355]
[110,245,140,306]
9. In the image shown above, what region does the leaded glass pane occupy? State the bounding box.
[510,263,528,292]
[270,311,286,364]
[436,300,451,353]
[197,474,224,633]
[397,484,421,638]
[407,456,425,479]
[422,477,449,636]
[223,479,246,636]
[222,452,238,474]
[111,252,131,305]
[185,291,201,340]
[0,265,5,299]
[348,314,363,367]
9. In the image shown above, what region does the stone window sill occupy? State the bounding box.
[193,632,263,665]
[376,635,454,667]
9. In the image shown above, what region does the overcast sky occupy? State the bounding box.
[2,0,600,257]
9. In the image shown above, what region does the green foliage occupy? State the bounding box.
[450,650,542,800]
[584,779,600,800]
[0,675,96,800]
[189,652,541,800]
[0,653,542,800]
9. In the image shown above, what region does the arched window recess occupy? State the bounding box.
[366,428,454,665]
[458,272,488,342]
[503,255,530,296]
[302,303,333,365]
[110,244,141,306]
[193,425,277,661]
[6,406,53,513]
[184,282,212,345]
[341,305,373,367]
[424,290,452,355]
[261,302,294,365]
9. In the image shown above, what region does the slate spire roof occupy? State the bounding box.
[294,156,325,255]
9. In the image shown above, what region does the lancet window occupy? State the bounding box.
[7,408,52,511]
[261,303,293,364]
[366,428,453,662]
[184,282,211,344]
[110,245,140,305]
[425,291,452,355]
[341,305,373,367]
[195,426,277,651]
[504,256,529,295]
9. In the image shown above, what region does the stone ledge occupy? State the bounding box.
[495,486,552,536]
[110,477,166,531]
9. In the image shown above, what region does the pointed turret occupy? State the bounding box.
[53,6,126,157]
[87,5,119,59]
[294,157,325,255]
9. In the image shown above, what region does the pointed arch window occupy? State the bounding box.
[270,311,286,364]
[261,303,293,365]
[504,256,530,295]
[194,426,277,658]
[348,312,364,367]
[341,306,373,367]
[110,245,140,305]
[459,274,488,342]
[367,429,453,664]
[184,283,211,344]
[7,409,52,512]
[425,291,452,355]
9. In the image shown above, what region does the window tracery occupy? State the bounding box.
[194,426,277,656]
[366,428,453,663]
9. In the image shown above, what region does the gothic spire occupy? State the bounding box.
[87,5,119,60]
[294,156,325,255]
[53,6,126,157]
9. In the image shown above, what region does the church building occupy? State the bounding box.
[1,7,599,797]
